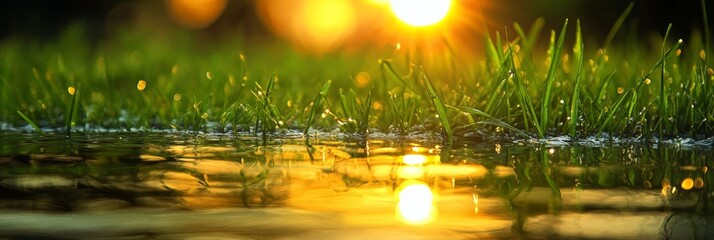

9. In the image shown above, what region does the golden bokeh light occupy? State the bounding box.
[390,0,452,27]
[137,80,147,91]
[67,87,76,95]
[681,178,694,190]
[166,0,227,29]
[257,0,356,54]
[355,71,371,88]
[396,180,435,225]
[694,177,705,189]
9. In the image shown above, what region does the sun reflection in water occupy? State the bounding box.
[396,180,436,225]
[402,154,427,165]
[398,165,425,179]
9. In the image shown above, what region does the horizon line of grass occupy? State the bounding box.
[1,10,713,141]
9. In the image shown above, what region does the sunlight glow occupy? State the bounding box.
[166,0,227,29]
[396,180,435,224]
[398,166,425,179]
[390,0,451,27]
[402,154,427,165]
[258,0,355,54]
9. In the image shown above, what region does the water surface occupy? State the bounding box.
[1,132,712,239]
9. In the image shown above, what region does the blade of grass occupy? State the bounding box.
[510,43,542,136]
[360,86,374,134]
[304,80,331,136]
[379,59,410,88]
[16,110,44,134]
[454,105,529,138]
[569,20,585,138]
[635,39,683,91]
[603,2,634,50]
[484,47,515,115]
[417,65,453,144]
[702,0,710,66]
[65,85,79,136]
[513,18,545,68]
[659,24,673,139]
[596,90,631,137]
[540,19,569,137]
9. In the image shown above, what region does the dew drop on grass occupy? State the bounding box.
[67,87,76,95]
[644,78,651,85]
[206,72,213,80]
[617,87,624,94]
[173,93,182,102]
[700,49,706,60]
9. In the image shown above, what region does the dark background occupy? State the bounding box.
[1,0,711,42]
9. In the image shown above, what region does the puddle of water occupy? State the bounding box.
[0,132,712,239]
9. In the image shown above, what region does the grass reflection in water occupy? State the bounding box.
[0,133,713,239]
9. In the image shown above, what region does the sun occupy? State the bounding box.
[390,0,452,27]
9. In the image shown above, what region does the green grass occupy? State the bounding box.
[1,9,713,141]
